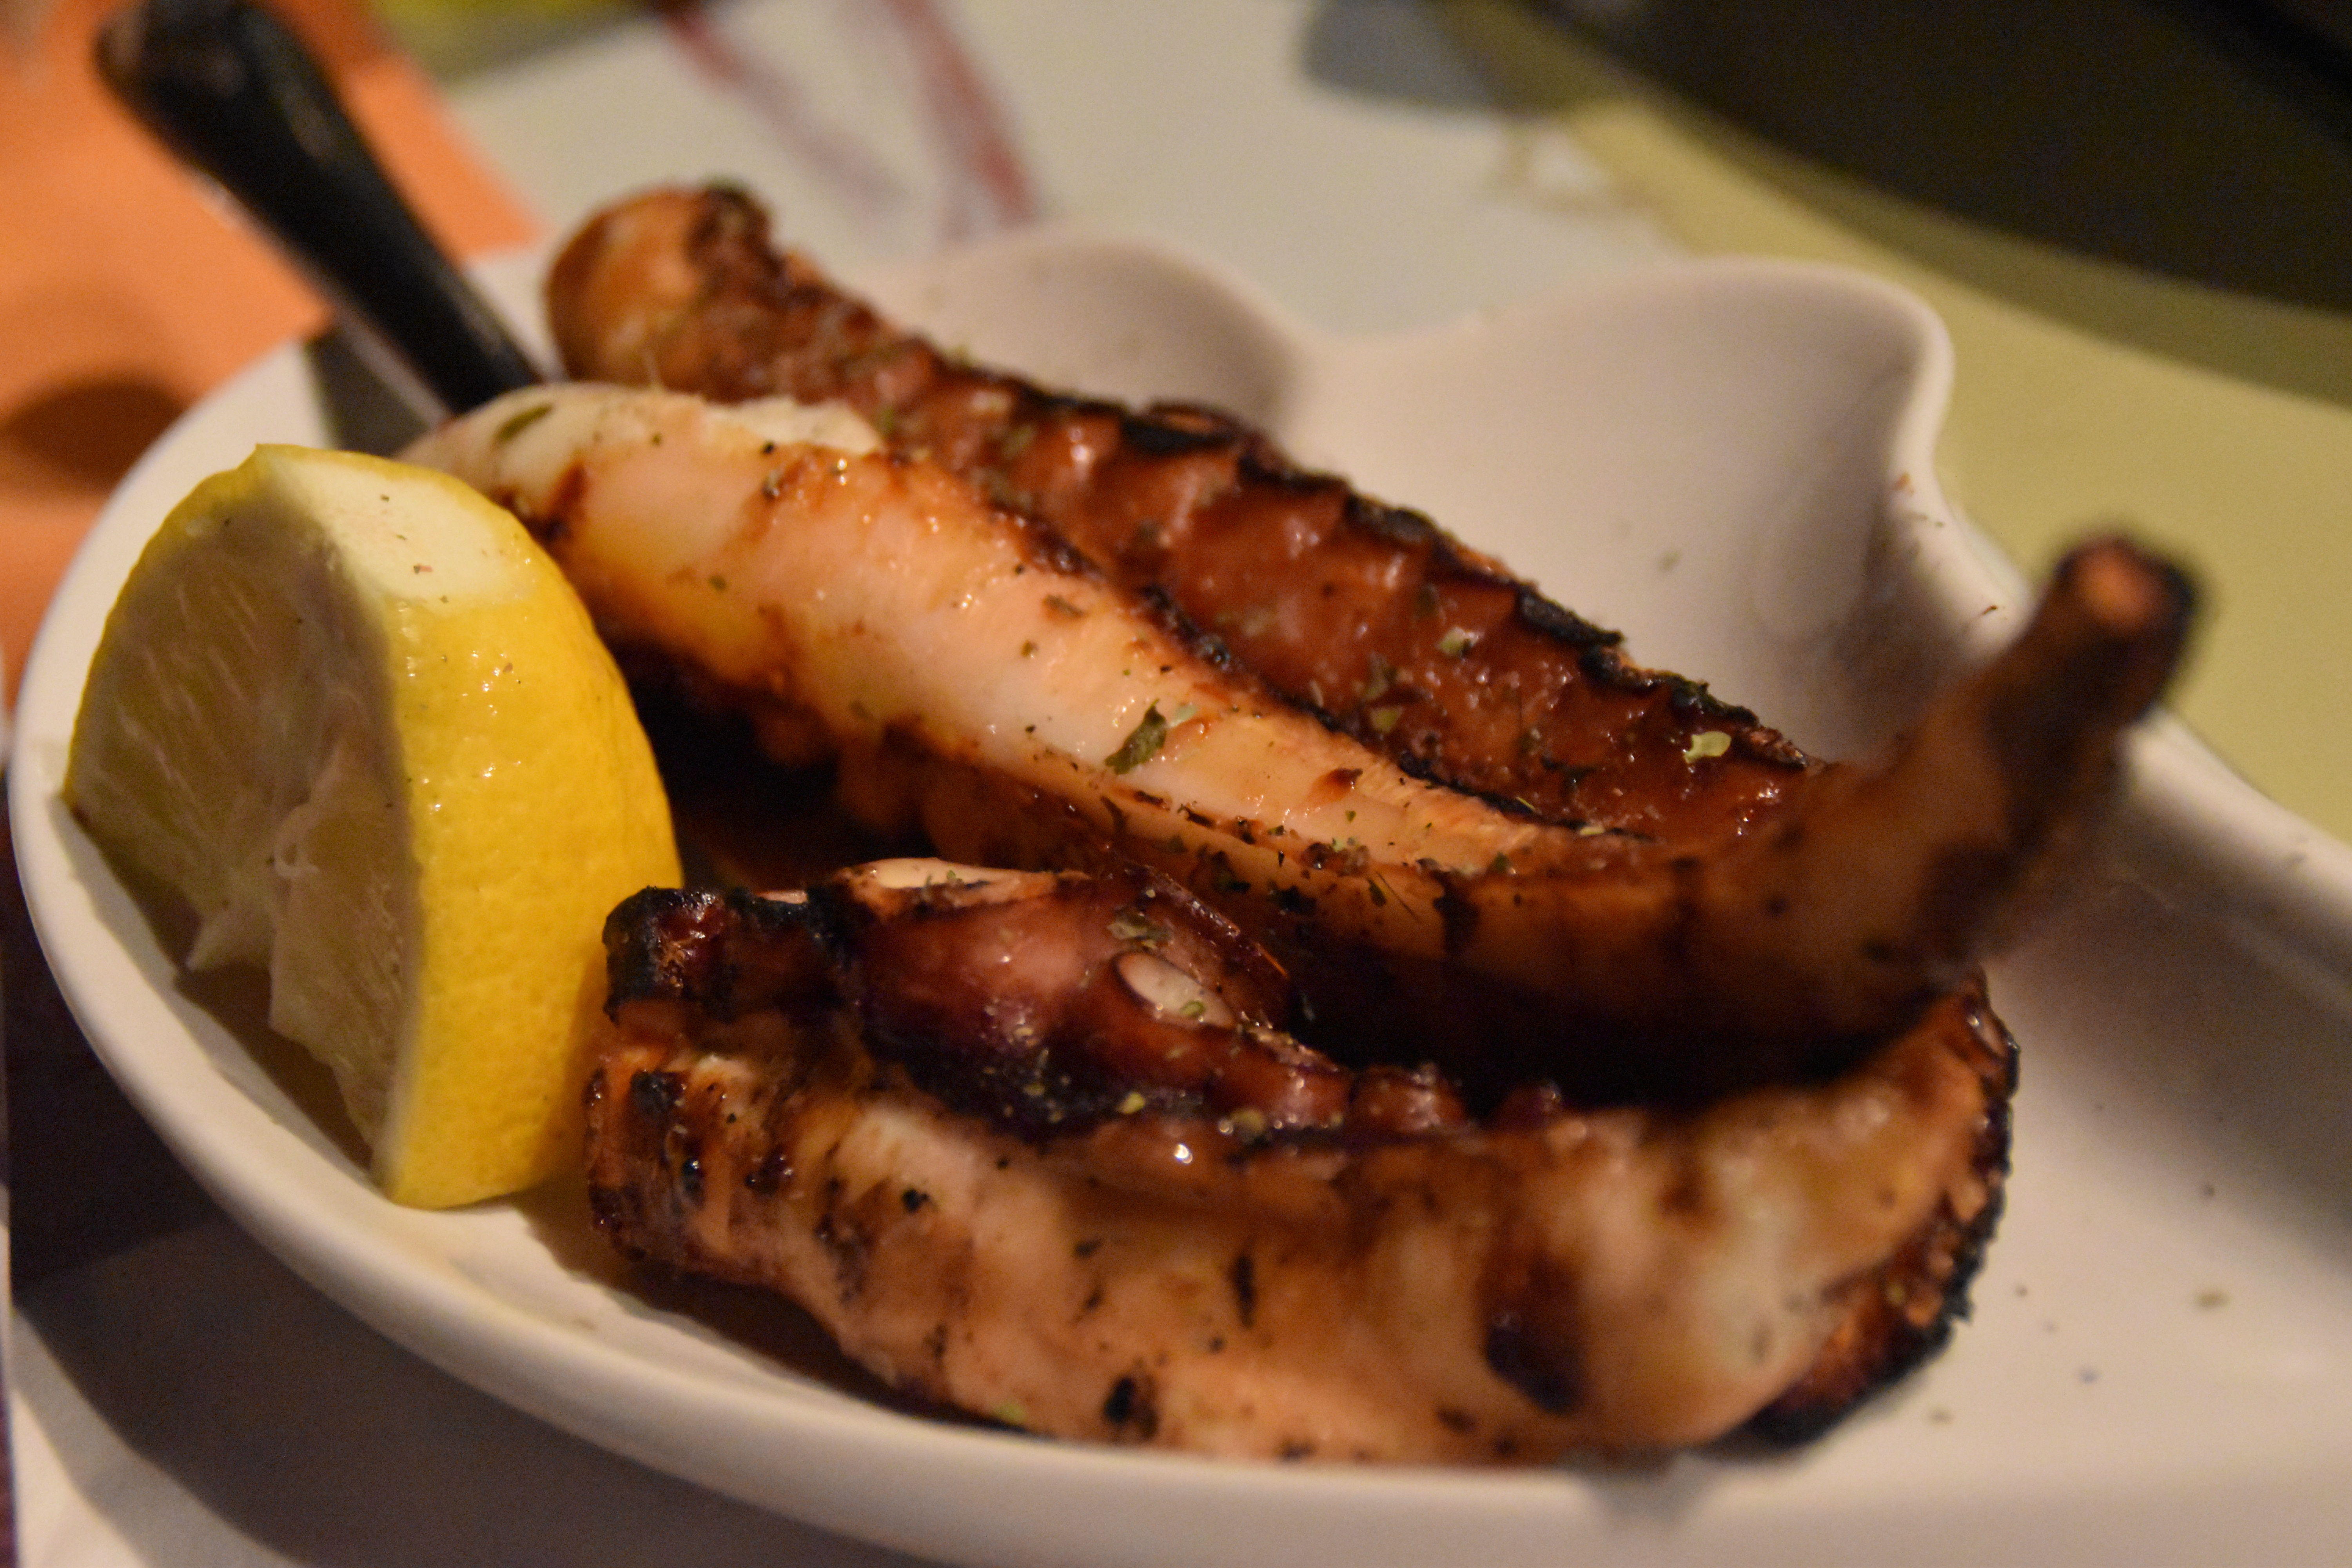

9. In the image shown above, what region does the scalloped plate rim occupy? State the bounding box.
[11,231,2350,1568]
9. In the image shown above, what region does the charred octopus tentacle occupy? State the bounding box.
[585,860,2012,1462]
[545,184,1811,841]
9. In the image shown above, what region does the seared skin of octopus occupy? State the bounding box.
[544,184,1810,844]
[585,859,2014,1462]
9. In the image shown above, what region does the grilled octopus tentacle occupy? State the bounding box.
[544,183,1810,842]
[408,385,2189,1099]
[583,859,2013,1462]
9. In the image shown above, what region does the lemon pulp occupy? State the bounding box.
[66,445,680,1208]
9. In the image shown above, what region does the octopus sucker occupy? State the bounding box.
[408,383,2187,1100]
[582,858,2012,1462]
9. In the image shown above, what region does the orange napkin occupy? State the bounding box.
[0,0,538,701]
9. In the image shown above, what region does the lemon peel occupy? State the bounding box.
[67,445,679,1208]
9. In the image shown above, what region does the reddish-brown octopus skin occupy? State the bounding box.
[544,183,1809,844]
[583,864,2014,1463]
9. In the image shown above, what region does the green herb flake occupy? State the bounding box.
[1368,706,1404,735]
[1020,639,1038,657]
[1437,627,1475,658]
[1105,704,1171,773]
[708,574,728,592]
[1490,852,1514,874]
[1682,731,1732,762]
[1358,653,1396,704]
[1109,906,1172,947]
[492,402,555,445]
[1414,583,1441,619]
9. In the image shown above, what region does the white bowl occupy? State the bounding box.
[14,235,2352,1566]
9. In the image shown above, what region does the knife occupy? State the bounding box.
[93,0,543,421]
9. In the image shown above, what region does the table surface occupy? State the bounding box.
[7,2,2352,1564]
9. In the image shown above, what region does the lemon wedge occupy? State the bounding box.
[65,445,679,1208]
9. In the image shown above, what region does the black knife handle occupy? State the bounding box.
[96,0,542,416]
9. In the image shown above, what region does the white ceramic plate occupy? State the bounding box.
[15,238,2352,1566]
